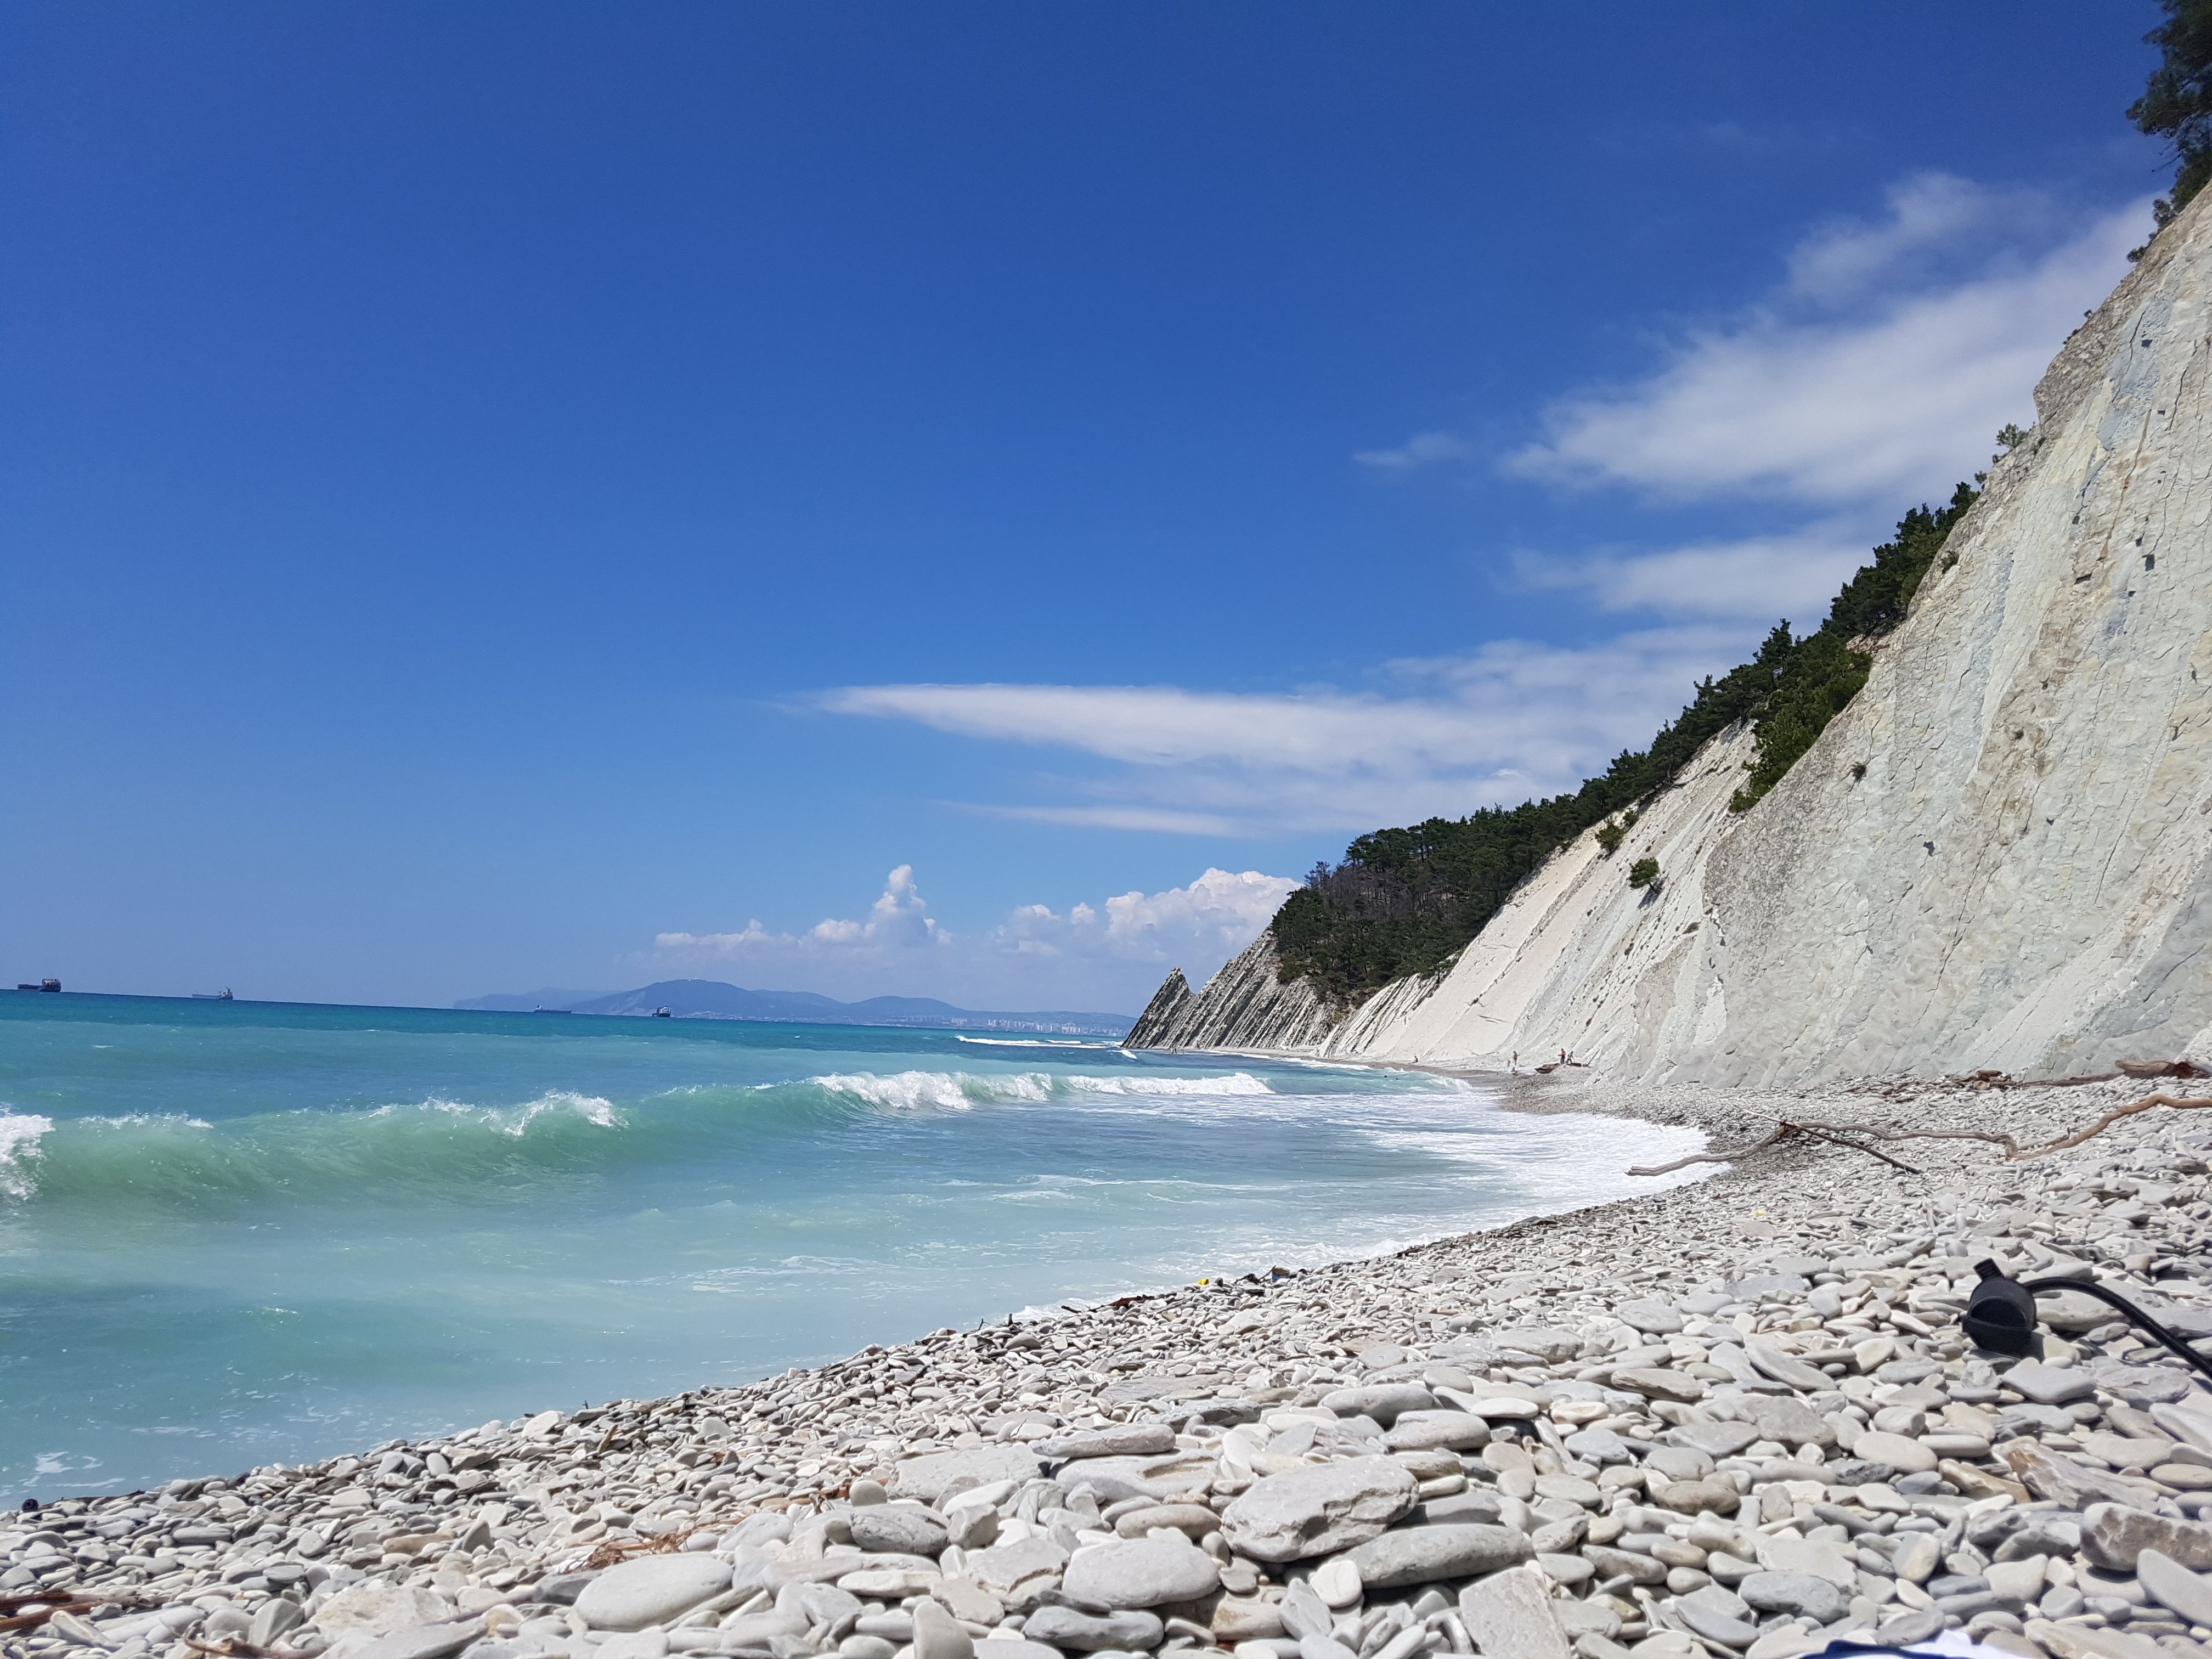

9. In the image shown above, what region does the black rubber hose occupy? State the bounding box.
[2021,1276,2212,1385]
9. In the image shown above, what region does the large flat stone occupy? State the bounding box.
[2083,1503,2212,1572]
[1033,1424,1178,1461]
[1319,1384,1438,1427]
[894,1446,1044,1505]
[573,1556,734,1632]
[2004,1361,2097,1406]
[1220,1457,1419,1562]
[1456,1564,1570,1659]
[2137,1549,2212,1627]
[1020,1607,1165,1651]
[1345,1523,1531,1588]
[1060,1537,1221,1609]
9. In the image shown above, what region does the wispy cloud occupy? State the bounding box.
[812,177,2149,839]
[1357,176,2141,513]
[821,625,1745,834]
[648,865,1299,1009]
[1355,430,1474,471]
[1506,183,2143,506]
[1511,521,1877,624]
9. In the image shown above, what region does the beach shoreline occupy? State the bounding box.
[11,1070,2212,1659]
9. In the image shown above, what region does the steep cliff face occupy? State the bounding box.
[1122,935,1339,1051]
[1131,193,2212,1082]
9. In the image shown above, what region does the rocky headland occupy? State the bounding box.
[14,1074,2212,1659]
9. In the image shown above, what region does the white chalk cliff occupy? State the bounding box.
[1130,192,2212,1082]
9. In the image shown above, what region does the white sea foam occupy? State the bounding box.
[1066,1072,1271,1096]
[811,1070,1053,1110]
[377,1093,622,1134]
[954,1036,1110,1049]
[0,1110,54,1201]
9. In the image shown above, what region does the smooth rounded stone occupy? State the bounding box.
[1062,1537,1221,1609]
[973,1643,1061,1659]
[1464,1396,1543,1420]
[965,1537,1071,1594]
[1754,1537,1854,1589]
[1891,1534,1942,1584]
[2003,1362,2098,1407]
[839,1567,945,1599]
[1537,1553,1594,1587]
[895,1448,1044,1505]
[1985,1559,2050,1603]
[1414,1489,1506,1526]
[1566,1427,1632,1465]
[1584,1545,1669,1586]
[1616,1301,1686,1336]
[1611,1369,1705,1404]
[312,1583,459,1641]
[1739,1571,1848,1625]
[572,1555,734,1633]
[1022,1606,1165,1651]
[850,1506,950,1558]
[1533,1473,1602,1508]
[1111,1503,1218,1539]
[1385,1412,1492,1452]
[844,1639,900,1659]
[1669,1422,1761,1459]
[2023,1619,2170,1659]
[1675,1585,1758,1650]
[1877,1609,1945,1647]
[911,1598,974,1659]
[1652,1479,1739,1517]
[1320,1385,1439,1427]
[1457,1564,1571,1659]
[1214,1597,1289,1641]
[1221,1457,1419,1562]
[850,1480,889,1508]
[2137,1550,2212,1627]
[1346,1523,1531,1589]
[1312,1556,1363,1610]
[1644,1446,1713,1483]
[1300,1637,1361,1659]
[1492,1329,1584,1364]
[1738,1395,1835,1450]
[1851,1432,1937,1475]
[1277,1578,1332,1642]
[1746,1345,1830,1393]
[1035,1425,1179,1462]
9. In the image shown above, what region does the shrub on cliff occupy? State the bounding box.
[1627,857,1660,890]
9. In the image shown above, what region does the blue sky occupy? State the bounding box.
[1,3,2170,1013]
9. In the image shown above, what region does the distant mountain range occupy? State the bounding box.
[455,979,1133,1036]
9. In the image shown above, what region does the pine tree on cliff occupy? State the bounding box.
[2133,0,2212,244]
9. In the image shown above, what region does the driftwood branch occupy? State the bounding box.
[1628,1088,2212,1177]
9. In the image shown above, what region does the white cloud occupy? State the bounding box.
[1508,190,2146,506]
[1783,173,2056,305]
[808,178,2149,843]
[821,625,1744,835]
[1355,430,1474,471]
[648,865,1299,1011]
[1513,521,1879,623]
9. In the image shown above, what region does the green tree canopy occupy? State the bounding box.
[2132,0,2212,228]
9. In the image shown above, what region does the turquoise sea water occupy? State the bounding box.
[0,994,1702,1501]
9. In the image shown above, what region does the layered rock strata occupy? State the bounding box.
[15,1077,2212,1659]
[1131,192,2212,1084]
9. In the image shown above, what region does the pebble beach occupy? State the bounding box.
[12,1073,2212,1659]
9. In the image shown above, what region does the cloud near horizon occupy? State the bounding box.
[649,864,1300,1010]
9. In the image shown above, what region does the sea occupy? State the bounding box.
[0,993,1705,1502]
